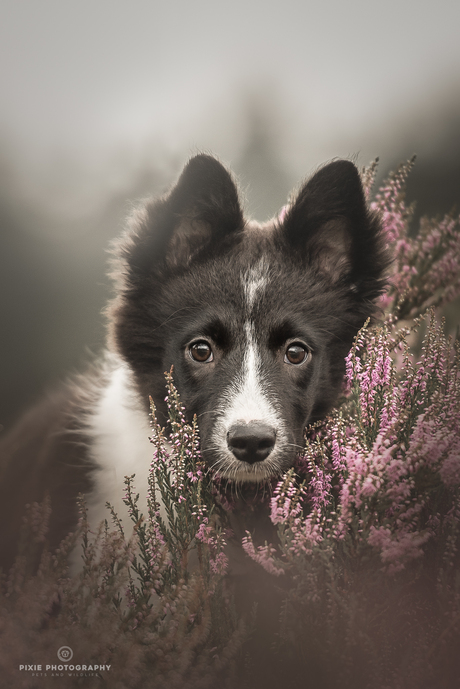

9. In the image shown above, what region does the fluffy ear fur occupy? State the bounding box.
[281,160,388,300]
[117,154,244,283]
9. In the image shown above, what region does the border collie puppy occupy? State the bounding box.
[0,155,387,567]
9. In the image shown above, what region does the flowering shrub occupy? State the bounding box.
[242,160,460,688]
[0,371,245,689]
[369,156,460,319]
[1,159,460,689]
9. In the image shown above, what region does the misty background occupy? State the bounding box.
[1,0,460,431]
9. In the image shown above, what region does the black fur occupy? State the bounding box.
[0,154,389,567]
[111,155,388,471]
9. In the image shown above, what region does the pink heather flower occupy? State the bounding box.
[440,443,460,486]
[270,470,305,524]
[195,515,228,575]
[195,520,210,542]
[364,158,460,320]
[288,513,324,556]
[368,525,431,573]
[331,422,347,474]
[360,157,379,199]
[209,551,229,576]
[241,534,284,576]
[308,466,332,510]
[24,499,52,543]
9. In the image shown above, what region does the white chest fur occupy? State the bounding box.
[85,360,153,533]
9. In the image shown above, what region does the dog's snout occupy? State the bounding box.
[227,422,276,464]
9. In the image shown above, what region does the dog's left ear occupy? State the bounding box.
[120,154,244,280]
[281,160,388,297]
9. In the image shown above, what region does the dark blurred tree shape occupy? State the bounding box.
[234,88,294,221]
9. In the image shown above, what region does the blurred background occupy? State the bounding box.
[1,0,460,430]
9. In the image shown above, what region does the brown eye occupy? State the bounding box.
[284,343,310,365]
[189,341,213,363]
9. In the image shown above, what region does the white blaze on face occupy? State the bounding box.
[222,320,279,429]
[243,259,268,309]
[226,261,274,427]
[208,264,287,480]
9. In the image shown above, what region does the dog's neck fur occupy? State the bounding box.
[85,356,152,531]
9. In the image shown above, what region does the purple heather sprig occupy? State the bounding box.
[3,158,460,689]
[246,311,460,580]
[367,157,460,320]
[147,370,229,586]
[241,535,284,576]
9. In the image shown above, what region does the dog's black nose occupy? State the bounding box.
[227,422,276,464]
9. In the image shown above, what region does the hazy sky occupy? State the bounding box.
[1,0,460,426]
[1,0,460,211]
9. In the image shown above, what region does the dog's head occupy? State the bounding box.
[110,155,388,481]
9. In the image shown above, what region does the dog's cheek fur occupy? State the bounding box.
[0,154,392,573]
[108,290,168,421]
[105,157,390,468]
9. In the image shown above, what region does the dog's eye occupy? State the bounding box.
[189,341,214,363]
[284,343,310,365]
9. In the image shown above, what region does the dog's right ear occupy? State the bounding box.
[118,155,244,281]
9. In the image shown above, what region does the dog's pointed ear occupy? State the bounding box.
[281,160,387,296]
[120,154,244,279]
